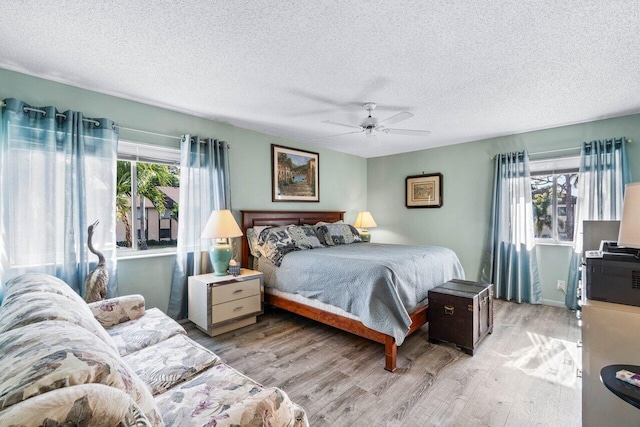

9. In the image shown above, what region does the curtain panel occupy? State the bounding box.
[565,138,631,310]
[482,151,542,304]
[0,98,118,301]
[168,135,230,319]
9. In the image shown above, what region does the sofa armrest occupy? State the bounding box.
[88,294,146,328]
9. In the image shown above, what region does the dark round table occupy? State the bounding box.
[600,364,640,410]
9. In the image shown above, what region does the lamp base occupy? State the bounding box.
[360,229,371,242]
[209,240,232,276]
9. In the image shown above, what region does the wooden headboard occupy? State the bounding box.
[240,210,345,268]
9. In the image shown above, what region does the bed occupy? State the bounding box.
[240,210,464,372]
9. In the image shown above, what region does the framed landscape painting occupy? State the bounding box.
[272,144,319,202]
[406,173,443,208]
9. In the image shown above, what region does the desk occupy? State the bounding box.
[582,299,640,426]
[601,364,640,410]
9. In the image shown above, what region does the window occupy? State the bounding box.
[530,156,579,243]
[116,141,180,254]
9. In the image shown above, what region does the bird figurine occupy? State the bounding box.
[84,220,108,303]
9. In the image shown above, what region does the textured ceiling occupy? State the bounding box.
[1,1,639,158]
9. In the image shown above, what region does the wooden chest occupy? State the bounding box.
[428,280,494,355]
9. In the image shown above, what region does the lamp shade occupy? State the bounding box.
[201,210,243,239]
[618,182,640,249]
[354,211,377,229]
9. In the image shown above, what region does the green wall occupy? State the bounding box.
[0,68,367,311]
[3,67,639,309]
[367,114,640,305]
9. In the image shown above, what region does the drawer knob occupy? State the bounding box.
[444,305,454,315]
[233,289,243,294]
[233,306,244,312]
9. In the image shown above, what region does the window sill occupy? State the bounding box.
[535,241,574,247]
[117,248,177,260]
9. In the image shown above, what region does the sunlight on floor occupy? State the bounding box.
[504,332,579,388]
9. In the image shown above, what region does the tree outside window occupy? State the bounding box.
[531,172,578,242]
[116,160,180,251]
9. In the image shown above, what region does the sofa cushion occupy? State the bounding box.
[0,321,162,425]
[123,334,222,396]
[0,274,118,352]
[107,307,186,356]
[0,383,153,426]
[154,363,308,427]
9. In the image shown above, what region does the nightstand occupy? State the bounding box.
[188,269,263,337]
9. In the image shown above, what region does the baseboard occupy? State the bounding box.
[542,299,567,308]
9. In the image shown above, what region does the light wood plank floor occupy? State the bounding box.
[185,300,581,426]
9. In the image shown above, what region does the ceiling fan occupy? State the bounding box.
[321,103,431,138]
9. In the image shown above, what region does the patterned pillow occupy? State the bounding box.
[286,225,324,249]
[257,226,299,267]
[246,226,270,258]
[315,224,362,246]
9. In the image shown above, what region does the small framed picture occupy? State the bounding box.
[272,144,319,202]
[406,173,443,208]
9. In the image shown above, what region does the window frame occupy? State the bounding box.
[116,140,180,258]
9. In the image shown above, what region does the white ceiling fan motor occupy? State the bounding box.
[321,102,431,139]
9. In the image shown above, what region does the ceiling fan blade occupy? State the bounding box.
[322,120,363,130]
[315,130,364,140]
[382,128,431,136]
[378,111,414,126]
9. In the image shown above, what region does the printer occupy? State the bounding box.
[585,241,640,307]
[584,183,640,307]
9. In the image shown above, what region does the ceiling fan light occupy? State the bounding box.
[365,128,376,137]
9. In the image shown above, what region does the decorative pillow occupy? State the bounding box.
[315,224,362,246]
[313,220,344,226]
[257,226,299,267]
[286,225,324,249]
[87,294,146,328]
[246,226,270,258]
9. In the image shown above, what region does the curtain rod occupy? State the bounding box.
[2,102,228,147]
[116,125,182,140]
[490,138,633,160]
[19,105,101,127]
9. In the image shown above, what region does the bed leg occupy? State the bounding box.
[384,336,397,372]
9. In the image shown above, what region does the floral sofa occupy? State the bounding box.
[0,273,308,426]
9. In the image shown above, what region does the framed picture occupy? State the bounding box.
[272,144,319,202]
[406,173,443,208]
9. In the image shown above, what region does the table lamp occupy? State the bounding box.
[201,210,243,275]
[618,182,640,259]
[354,211,377,242]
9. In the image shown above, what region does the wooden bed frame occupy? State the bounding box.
[240,210,429,372]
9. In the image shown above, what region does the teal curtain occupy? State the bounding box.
[0,98,118,300]
[482,151,542,304]
[168,136,230,319]
[565,138,631,310]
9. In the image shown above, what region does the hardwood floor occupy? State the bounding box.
[185,300,582,426]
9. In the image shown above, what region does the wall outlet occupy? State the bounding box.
[557,280,567,293]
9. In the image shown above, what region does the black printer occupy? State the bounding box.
[586,244,640,307]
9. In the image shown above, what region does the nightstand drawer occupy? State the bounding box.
[211,278,261,304]
[211,294,261,324]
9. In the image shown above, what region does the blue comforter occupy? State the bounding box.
[266,243,465,345]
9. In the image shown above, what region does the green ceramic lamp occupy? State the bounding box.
[354,211,377,242]
[201,210,243,276]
